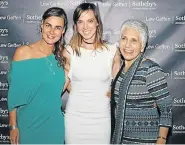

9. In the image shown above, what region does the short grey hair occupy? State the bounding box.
[119,19,149,49]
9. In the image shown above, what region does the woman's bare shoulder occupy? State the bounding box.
[13,45,32,61]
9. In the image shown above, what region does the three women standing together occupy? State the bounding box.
[7,2,172,144]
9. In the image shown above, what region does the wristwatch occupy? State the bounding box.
[9,125,17,130]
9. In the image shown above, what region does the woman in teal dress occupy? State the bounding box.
[7,7,68,144]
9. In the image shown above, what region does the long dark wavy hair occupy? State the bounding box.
[42,7,68,67]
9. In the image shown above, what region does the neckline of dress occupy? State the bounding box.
[12,54,54,63]
[80,47,94,51]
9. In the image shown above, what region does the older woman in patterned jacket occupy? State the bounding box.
[111,19,172,144]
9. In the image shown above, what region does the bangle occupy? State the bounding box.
[9,125,17,130]
[157,136,166,140]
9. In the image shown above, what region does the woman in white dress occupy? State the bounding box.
[63,3,120,144]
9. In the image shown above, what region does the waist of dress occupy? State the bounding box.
[65,95,110,117]
[65,109,110,118]
[70,84,110,96]
[17,101,63,115]
[71,80,111,88]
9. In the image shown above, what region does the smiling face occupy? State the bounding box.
[41,16,65,45]
[119,27,143,63]
[76,10,98,43]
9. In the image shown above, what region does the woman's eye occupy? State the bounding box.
[132,39,137,42]
[56,27,62,30]
[45,24,50,27]
[89,20,94,23]
[77,20,82,24]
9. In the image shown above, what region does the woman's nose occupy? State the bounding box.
[49,28,55,35]
[125,40,130,47]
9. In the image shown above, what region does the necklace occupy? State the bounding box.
[83,39,95,44]
[39,47,56,75]
[44,56,55,75]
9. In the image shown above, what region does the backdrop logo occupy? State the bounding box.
[0,55,8,63]
[0,134,9,141]
[103,29,120,37]
[173,125,185,133]
[0,82,8,90]
[174,15,185,24]
[149,30,157,38]
[0,15,22,20]
[68,0,82,7]
[173,70,185,80]
[0,16,6,20]
[131,0,157,10]
[0,1,8,8]
[40,0,82,8]
[0,42,22,48]
[0,123,8,128]
[163,71,172,79]
[147,44,171,50]
[0,97,7,102]
[174,43,185,52]
[173,97,185,106]
[145,16,171,22]
[102,1,129,7]
[103,30,113,36]
[0,28,8,37]
[40,1,66,7]
[0,108,8,117]
[24,14,42,23]
[7,15,22,20]
[0,70,8,75]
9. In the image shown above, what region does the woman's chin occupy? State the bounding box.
[124,56,137,62]
[46,41,55,46]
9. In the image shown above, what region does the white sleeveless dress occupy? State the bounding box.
[65,43,117,144]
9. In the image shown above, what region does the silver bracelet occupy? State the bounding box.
[9,125,17,130]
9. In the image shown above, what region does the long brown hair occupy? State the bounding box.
[69,3,106,56]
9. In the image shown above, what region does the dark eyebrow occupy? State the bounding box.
[88,18,95,21]
[44,22,51,25]
[131,37,139,40]
[44,22,63,28]
[56,26,63,29]
[78,18,95,21]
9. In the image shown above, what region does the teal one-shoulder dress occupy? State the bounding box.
[8,54,65,144]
